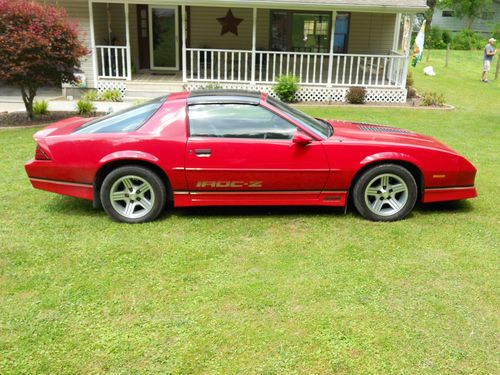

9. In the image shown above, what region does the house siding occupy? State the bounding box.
[432,3,500,35]
[348,12,397,54]
[38,0,95,88]
[189,7,270,50]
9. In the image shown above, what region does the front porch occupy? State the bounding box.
[88,2,414,102]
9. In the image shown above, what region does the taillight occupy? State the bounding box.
[35,144,51,160]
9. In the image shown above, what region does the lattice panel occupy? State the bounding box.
[97,81,127,98]
[364,89,407,103]
[183,83,407,103]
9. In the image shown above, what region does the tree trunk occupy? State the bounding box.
[495,55,500,81]
[445,43,450,67]
[20,86,37,120]
[466,17,474,29]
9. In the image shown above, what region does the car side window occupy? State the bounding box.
[188,103,296,140]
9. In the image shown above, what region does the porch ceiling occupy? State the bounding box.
[183,0,428,12]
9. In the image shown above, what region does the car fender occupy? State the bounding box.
[99,151,161,166]
[359,152,423,170]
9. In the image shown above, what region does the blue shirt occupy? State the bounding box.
[484,44,494,62]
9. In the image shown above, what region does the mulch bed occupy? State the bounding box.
[0,111,105,127]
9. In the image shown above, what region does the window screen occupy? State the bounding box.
[189,104,296,140]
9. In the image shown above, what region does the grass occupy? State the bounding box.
[0,50,499,374]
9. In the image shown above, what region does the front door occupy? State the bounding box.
[137,5,150,69]
[185,103,330,202]
[149,6,179,70]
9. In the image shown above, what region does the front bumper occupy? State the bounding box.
[422,186,477,203]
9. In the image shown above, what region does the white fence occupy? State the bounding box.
[95,46,407,88]
[186,48,407,88]
[96,46,128,79]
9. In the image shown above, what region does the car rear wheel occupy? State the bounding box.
[100,166,166,223]
[353,164,417,222]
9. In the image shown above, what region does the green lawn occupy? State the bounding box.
[0,51,499,374]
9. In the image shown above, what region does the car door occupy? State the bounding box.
[184,102,330,201]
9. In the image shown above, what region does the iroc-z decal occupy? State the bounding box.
[196,181,263,188]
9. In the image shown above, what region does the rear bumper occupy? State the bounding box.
[28,177,94,201]
[422,186,477,203]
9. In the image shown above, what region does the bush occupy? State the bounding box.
[273,75,300,102]
[421,91,445,106]
[76,99,94,115]
[100,89,123,102]
[345,87,366,104]
[427,26,448,49]
[82,89,99,101]
[199,83,223,90]
[452,30,485,50]
[33,100,49,115]
[406,71,414,90]
[442,30,452,46]
[407,87,418,99]
[492,23,500,41]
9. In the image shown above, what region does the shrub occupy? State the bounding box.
[82,89,99,101]
[427,26,448,49]
[407,87,418,99]
[345,87,366,104]
[442,30,452,46]
[199,83,223,90]
[406,71,414,90]
[100,89,123,102]
[33,99,49,115]
[76,99,94,115]
[273,75,300,102]
[452,30,485,50]
[492,23,500,41]
[421,91,445,106]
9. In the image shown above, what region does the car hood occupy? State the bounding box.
[325,120,458,154]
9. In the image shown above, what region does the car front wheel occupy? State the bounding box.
[100,166,167,223]
[353,164,418,221]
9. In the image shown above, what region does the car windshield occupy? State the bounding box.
[73,96,166,134]
[267,96,332,139]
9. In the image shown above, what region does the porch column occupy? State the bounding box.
[327,11,337,86]
[401,14,413,89]
[250,7,257,84]
[392,13,402,51]
[181,5,187,83]
[88,0,98,87]
[124,3,132,80]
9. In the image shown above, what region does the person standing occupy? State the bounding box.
[482,38,497,83]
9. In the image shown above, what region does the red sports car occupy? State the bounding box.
[25,91,477,223]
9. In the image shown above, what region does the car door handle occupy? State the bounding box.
[194,148,211,157]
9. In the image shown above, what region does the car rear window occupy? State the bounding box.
[73,97,165,134]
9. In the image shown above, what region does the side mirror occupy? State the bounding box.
[292,131,312,145]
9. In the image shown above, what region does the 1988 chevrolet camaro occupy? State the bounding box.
[25,91,477,223]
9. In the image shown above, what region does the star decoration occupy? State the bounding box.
[217,9,243,36]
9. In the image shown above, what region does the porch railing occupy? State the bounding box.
[186,48,407,88]
[96,45,128,79]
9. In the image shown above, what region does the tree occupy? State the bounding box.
[0,0,88,119]
[440,0,493,29]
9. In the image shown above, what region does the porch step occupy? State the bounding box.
[124,81,186,99]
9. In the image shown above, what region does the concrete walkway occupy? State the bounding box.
[0,85,134,114]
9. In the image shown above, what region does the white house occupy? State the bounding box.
[40,0,427,102]
[432,1,500,36]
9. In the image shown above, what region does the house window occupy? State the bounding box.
[270,11,350,53]
[442,10,454,17]
[291,13,330,52]
[334,13,350,53]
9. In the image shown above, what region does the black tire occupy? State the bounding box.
[352,164,418,222]
[100,166,167,223]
